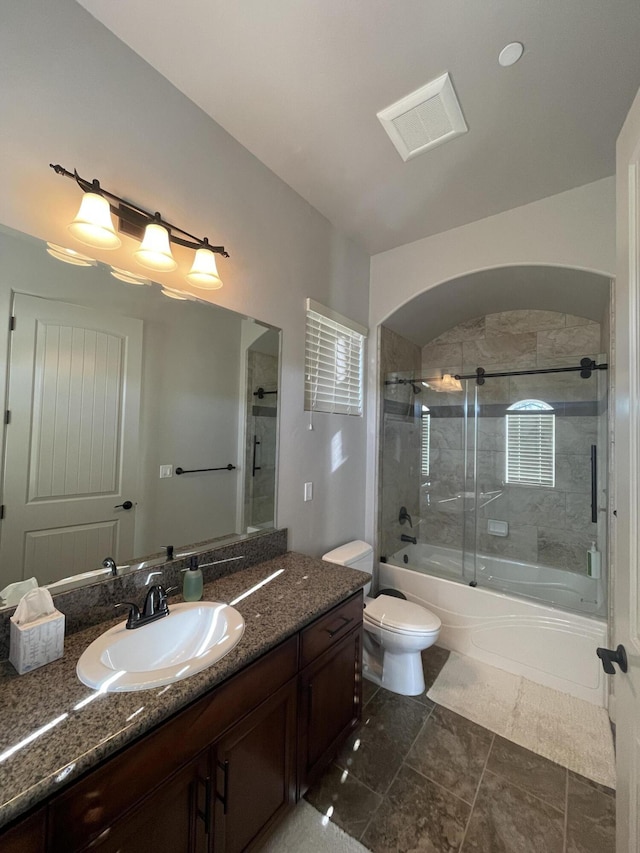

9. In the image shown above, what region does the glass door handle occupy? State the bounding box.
[590,445,597,523]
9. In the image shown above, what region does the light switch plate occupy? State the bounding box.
[160,465,173,479]
[304,482,313,501]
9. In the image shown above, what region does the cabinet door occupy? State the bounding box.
[298,626,362,796]
[73,751,210,853]
[0,808,46,853]
[212,680,297,853]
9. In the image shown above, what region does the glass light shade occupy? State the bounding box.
[186,247,223,289]
[439,374,463,392]
[46,243,97,267]
[161,286,195,301]
[68,193,121,249]
[110,266,151,286]
[134,222,177,271]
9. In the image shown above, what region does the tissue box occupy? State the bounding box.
[9,610,65,674]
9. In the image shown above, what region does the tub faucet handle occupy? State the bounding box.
[399,506,413,527]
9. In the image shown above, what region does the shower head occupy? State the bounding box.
[410,382,421,394]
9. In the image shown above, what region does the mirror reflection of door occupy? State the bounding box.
[1,294,143,585]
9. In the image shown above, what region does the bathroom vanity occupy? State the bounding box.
[0,553,367,853]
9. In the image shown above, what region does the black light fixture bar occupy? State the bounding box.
[50,163,229,257]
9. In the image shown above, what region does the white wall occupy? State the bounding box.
[366,178,616,547]
[0,0,371,557]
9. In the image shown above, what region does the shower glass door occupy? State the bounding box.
[469,354,607,616]
[380,355,607,618]
[380,369,471,584]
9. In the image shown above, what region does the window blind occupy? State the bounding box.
[304,300,366,416]
[506,412,555,487]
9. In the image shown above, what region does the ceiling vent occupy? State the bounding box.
[377,72,468,162]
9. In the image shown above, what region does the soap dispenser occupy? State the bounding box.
[182,556,203,601]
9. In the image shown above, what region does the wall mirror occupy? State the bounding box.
[0,223,280,601]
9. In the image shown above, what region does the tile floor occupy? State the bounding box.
[305,647,616,853]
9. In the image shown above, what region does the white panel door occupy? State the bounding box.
[614,84,640,852]
[0,295,143,585]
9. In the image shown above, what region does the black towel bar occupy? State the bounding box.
[175,464,236,475]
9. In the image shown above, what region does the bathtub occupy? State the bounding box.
[379,543,608,706]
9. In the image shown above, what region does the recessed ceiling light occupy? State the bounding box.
[498,42,524,67]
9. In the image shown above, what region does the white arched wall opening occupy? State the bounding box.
[365,176,616,549]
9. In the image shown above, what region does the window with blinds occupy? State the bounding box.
[304,299,367,416]
[506,399,555,487]
[421,406,430,475]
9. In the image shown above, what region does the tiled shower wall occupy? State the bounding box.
[419,310,606,575]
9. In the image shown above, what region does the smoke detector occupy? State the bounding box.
[377,72,468,162]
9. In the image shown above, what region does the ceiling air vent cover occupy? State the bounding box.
[377,72,468,162]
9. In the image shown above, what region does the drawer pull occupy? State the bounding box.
[216,759,230,815]
[326,615,353,638]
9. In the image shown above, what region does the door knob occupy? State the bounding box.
[596,644,628,675]
[114,500,133,510]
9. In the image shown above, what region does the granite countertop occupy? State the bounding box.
[0,552,369,830]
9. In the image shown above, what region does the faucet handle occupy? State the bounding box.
[114,602,141,629]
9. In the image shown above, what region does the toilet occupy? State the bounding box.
[322,540,441,696]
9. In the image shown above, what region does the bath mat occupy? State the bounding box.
[427,651,616,789]
[261,800,372,853]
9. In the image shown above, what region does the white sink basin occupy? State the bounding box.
[77,601,245,692]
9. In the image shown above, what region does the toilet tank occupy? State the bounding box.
[322,541,373,595]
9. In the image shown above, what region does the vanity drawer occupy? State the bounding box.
[300,591,363,667]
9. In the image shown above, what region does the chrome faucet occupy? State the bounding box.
[102,556,118,577]
[115,584,175,630]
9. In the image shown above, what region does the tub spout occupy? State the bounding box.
[400,534,417,545]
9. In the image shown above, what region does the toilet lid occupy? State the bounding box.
[364,595,441,634]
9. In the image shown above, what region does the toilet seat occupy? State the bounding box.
[364,594,441,635]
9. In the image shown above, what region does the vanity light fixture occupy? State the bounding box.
[109,267,152,286]
[50,163,229,288]
[186,240,223,290]
[160,285,197,301]
[46,242,98,267]
[134,217,177,272]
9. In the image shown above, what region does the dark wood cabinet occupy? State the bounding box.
[212,680,297,853]
[297,623,362,796]
[73,752,210,853]
[2,591,363,853]
[0,808,46,853]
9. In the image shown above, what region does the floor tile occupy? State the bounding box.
[406,705,493,804]
[568,769,615,799]
[421,645,450,694]
[305,761,383,840]
[362,764,470,853]
[362,678,379,707]
[461,770,564,853]
[487,735,566,808]
[336,690,431,794]
[565,773,615,853]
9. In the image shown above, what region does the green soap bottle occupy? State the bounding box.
[183,556,203,602]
